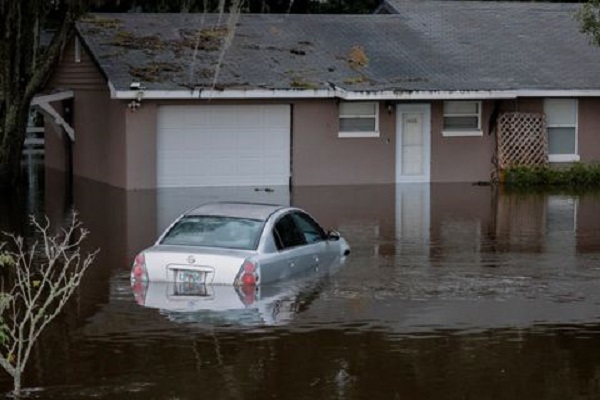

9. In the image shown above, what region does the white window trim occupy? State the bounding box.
[545,98,579,161]
[549,154,580,163]
[338,102,380,138]
[442,100,483,137]
[442,130,483,137]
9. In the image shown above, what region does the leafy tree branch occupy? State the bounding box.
[577,0,600,46]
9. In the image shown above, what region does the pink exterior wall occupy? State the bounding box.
[430,101,496,183]
[578,98,600,163]
[429,98,546,183]
[125,103,157,189]
[292,100,396,186]
[45,39,600,189]
[122,99,397,189]
[499,98,543,114]
[49,38,106,91]
[46,37,127,188]
[70,91,127,187]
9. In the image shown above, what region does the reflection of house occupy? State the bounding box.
[24,109,46,158]
[45,4,600,189]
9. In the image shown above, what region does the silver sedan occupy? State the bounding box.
[130,202,350,287]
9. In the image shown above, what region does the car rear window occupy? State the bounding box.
[160,216,264,250]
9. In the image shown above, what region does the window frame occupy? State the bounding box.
[291,211,327,244]
[544,98,579,163]
[338,101,380,138]
[442,100,483,137]
[272,213,307,251]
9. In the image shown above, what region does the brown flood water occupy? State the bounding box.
[1,167,600,399]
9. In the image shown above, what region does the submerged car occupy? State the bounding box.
[132,255,347,326]
[131,202,350,287]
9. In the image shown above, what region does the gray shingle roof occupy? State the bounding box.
[77,6,600,93]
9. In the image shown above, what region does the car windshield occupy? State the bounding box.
[160,216,264,250]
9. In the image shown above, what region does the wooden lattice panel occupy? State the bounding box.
[497,112,547,169]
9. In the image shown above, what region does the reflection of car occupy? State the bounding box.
[131,202,350,288]
[132,256,346,326]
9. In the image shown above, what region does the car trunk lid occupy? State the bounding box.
[143,245,256,284]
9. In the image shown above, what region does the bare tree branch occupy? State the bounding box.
[0,212,97,396]
[211,0,242,91]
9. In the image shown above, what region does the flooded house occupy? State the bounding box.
[5,4,600,397]
[40,2,600,190]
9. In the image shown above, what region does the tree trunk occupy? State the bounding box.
[13,371,21,398]
[0,0,73,188]
[0,103,29,188]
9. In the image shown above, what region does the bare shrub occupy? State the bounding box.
[0,213,97,397]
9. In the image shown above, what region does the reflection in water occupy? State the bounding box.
[133,255,347,327]
[1,170,600,398]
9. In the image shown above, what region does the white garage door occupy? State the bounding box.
[157,105,291,187]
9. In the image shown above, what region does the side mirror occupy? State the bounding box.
[327,230,341,241]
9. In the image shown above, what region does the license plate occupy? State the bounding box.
[176,269,205,284]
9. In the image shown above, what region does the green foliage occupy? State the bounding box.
[290,78,319,89]
[0,284,10,347]
[0,250,14,268]
[504,163,600,189]
[577,0,600,46]
[0,323,8,345]
[0,243,15,268]
[0,294,10,346]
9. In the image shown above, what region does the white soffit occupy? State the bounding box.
[31,91,75,141]
[109,81,600,100]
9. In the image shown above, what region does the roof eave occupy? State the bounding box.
[108,82,600,101]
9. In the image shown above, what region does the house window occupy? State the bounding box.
[442,101,482,137]
[544,99,579,162]
[338,102,379,138]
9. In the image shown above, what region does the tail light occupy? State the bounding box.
[131,280,147,305]
[236,260,259,286]
[239,285,256,306]
[236,260,259,305]
[131,252,148,282]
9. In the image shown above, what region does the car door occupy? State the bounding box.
[290,211,338,270]
[258,213,308,282]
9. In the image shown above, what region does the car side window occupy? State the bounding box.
[291,212,326,244]
[273,214,307,250]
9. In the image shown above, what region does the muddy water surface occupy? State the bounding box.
[1,169,600,399]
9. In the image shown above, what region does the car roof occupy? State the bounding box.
[186,202,288,221]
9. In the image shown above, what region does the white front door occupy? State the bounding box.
[395,104,431,183]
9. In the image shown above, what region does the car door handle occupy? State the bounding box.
[289,261,295,268]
